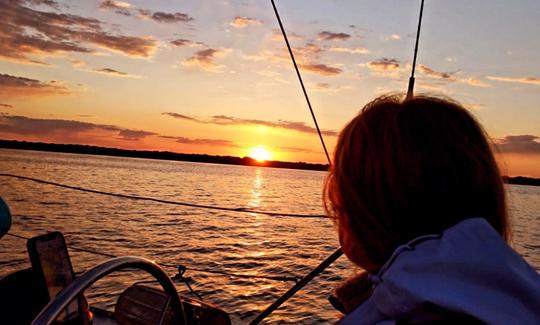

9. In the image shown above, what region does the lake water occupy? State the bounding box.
[0,149,539,324]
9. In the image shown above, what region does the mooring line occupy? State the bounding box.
[0,173,326,219]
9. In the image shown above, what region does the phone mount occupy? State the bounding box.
[0,197,11,239]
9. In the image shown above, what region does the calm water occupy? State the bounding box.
[0,149,539,324]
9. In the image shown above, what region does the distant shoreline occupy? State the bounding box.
[0,139,328,171]
[1,139,539,187]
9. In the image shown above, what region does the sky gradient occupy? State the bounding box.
[1,0,540,176]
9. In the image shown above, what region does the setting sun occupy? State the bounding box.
[248,146,272,162]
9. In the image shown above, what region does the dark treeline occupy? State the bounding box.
[0,139,328,171]
[2,140,540,186]
[502,176,540,187]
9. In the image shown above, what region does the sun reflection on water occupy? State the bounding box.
[248,168,263,210]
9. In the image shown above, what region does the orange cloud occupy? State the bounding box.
[0,74,69,97]
[0,0,157,64]
[486,76,540,86]
[366,58,400,71]
[99,0,131,15]
[230,16,262,28]
[182,48,231,72]
[461,77,490,87]
[99,0,131,9]
[162,112,338,137]
[417,64,455,80]
[300,63,342,76]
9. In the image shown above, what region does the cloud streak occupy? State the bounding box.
[329,47,368,54]
[300,63,342,76]
[0,114,157,141]
[139,9,194,23]
[417,64,455,80]
[496,135,540,154]
[486,76,540,86]
[159,136,237,147]
[92,68,139,78]
[0,73,69,97]
[162,113,338,137]
[170,39,205,48]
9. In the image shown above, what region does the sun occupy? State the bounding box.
[248,146,272,162]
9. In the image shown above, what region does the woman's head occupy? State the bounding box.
[324,94,509,271]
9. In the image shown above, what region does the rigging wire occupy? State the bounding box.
[270,0,332,166]
[4,232,300,283]
[406,0,425,100]
[0,173,326,219]
[249,1,345,324]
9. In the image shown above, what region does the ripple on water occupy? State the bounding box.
[0,150,538,324]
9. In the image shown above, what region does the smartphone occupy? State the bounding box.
[27,232,82,323]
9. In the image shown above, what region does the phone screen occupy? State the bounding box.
[30,233,80,322]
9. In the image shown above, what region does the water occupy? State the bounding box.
[0,149,539,324]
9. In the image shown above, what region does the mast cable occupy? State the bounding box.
[270,0,332,166]
[406,0,425,100]
[250,1,345,323]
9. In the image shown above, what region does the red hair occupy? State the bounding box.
[324,94,509,270]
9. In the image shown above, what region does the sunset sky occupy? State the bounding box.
[1,0,539,176]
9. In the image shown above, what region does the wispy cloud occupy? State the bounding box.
[182,48,232,72]
[0,114,245,148]
[318,31,351,41]
[161,112,199,121]
[162,113,338,137]
[99,0,131,15]
[272,29,304,41]
[300,63,342,76]
[91,67,138,78]
[170,39,205,48]
[366,58,400,71]
[159,135,237,147]
[460,77,490,88]
[0,103,14,108]
[138,9,194,23]
[99,0,130,10]
[0,114,155,141]
[417,64,455,80]
[230,16,262,28]
[328,47,368,54]
[496,135,540,154]
[279,146,321,154]
[0,73,69,97]
[486,76,540,86]
[310,82,344,93]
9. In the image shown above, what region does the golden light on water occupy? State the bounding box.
[248,146,272,162]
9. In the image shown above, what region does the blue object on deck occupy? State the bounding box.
[0,197,11,239]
